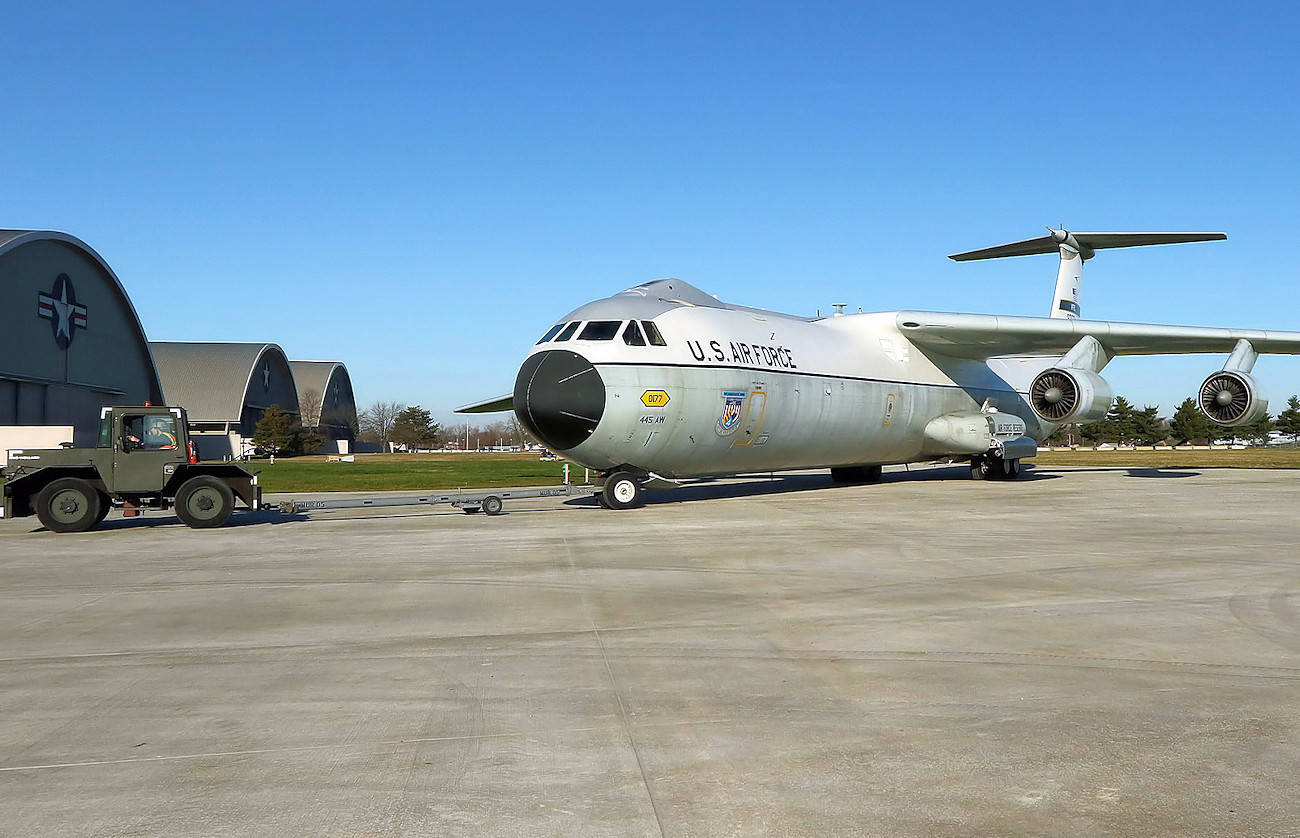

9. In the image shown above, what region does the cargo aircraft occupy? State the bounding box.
[458,229,1300,509]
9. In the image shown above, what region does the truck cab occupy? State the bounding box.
[2,405,261,532]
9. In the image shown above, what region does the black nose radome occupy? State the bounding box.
[514,350,605,451]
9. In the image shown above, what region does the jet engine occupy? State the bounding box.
[1198,370,1268,427]
[1028,367,1113,423]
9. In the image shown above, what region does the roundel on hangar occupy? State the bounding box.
[0,230,163,445]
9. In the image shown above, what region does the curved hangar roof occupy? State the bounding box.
[1,230,163,442]
[149,342,299,429]
[289,361,358,439]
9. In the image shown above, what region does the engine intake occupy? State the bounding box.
[1029,367,1112,423]
[1198,370,1267,427]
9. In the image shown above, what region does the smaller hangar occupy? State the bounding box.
[150,342,300,459]
[1,230,163,448]
[290,361,359,446]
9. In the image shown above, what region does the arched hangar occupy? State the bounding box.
[289,361,358,442]
[150,342,299,459]
[0,230,163,448]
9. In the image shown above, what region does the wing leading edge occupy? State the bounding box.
[455,393,514,414]
[897,311,1300,360]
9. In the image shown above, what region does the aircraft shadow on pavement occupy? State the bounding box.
[1030,466,1202,479]
[563,465,1072,507]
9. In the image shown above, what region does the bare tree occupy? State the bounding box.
[358,400,405,449]
[299,388,322,429]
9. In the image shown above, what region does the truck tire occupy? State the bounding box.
[36,478,103,533]
[94,491,112,525]
[175,476,235,529]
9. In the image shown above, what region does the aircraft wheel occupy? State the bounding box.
[602,471,643,510]
[831,467,858,484]
[175,476,235,529]
[1002,458,1021,479]
[595,492,612,509]
[971,456,1008,480]
[36,477,103,533]
[481,495,503,516]
[831,465,881,484]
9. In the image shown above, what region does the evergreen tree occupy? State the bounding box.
[1169,397,1210,444]
[1237,411,1274,444]
[390,406,440,451]
[1132,405,1163,446]
[1276,395,1300,437]
[252,404,296,455]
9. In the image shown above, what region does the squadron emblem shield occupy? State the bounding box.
[715,391,745,436]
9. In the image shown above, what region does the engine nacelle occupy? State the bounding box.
[1198,370,1268,427]
[1028,367,1113,423]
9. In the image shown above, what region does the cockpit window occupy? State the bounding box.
[641,320,667,346]
[578,320,621,341]
[536,323,566,344]
[622,320,646,346]
[554,321,581,341]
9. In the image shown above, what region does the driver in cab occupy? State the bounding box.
[126,418,177,450]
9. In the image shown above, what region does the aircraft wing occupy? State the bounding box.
[896,311,1300,359]
[454,393,514,413]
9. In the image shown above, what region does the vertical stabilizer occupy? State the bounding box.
[1049,229,1084,320]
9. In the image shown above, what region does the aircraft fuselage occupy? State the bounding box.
[513,280,1047,479]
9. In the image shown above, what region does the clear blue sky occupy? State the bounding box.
[5,2,1298,422]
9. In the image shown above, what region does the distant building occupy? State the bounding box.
[150,342,300,459]
[290,360,359,451]
[1,230,163,447]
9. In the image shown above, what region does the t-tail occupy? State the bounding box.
[949,229,1227,320]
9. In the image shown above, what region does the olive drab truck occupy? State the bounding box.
[2,405,261,532]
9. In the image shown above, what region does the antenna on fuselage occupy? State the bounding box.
[949,229,1226,320]
[832,304,847,317]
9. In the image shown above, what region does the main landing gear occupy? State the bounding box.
[830,465,883,485]
[970,455,1021,481]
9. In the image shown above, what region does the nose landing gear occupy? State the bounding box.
[598,470,645,509]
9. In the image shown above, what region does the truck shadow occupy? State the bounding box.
[91,508,307,531]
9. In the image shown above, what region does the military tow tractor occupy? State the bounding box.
[2,405,260,533]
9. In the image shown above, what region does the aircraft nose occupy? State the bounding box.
[514,350,606,451]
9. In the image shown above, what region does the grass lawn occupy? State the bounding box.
[235,448,1300,493]
[235,452,584,493]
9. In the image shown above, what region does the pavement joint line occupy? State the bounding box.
[0,719,744,774]
[562,532,669,838]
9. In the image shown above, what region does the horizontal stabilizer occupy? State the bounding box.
[950,231,1226,262]
[454,393,513,414]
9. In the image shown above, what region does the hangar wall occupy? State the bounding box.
[289,361,359,441]
[3,230,363,460]
[151,342,301,459]
[0,231,163,447]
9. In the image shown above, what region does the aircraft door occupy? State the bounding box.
[731,392,767,447]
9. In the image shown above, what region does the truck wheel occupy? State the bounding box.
[175,476,235,528]
[481,495,503,515]
[602,471,643,510]
[94,491,112,525]
[36,478,103,533]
